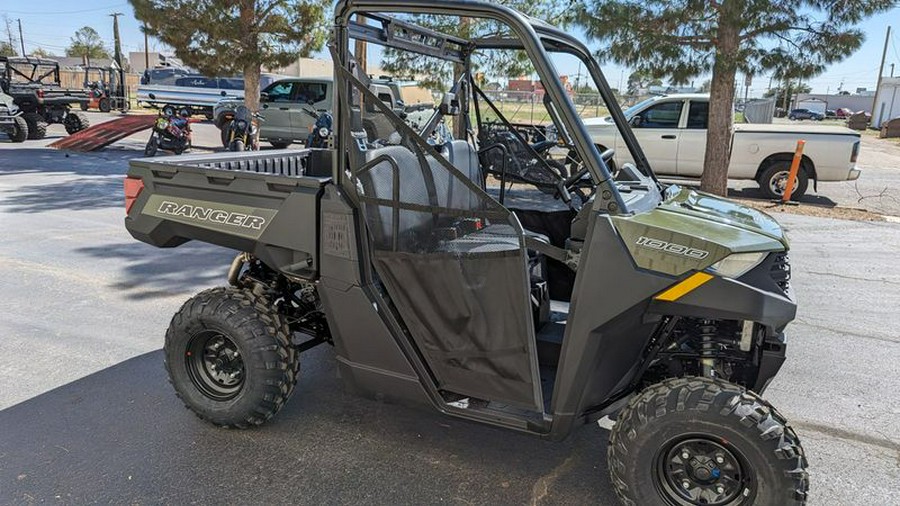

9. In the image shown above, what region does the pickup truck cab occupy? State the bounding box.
[585,94,861,199]
[214,77,435,149]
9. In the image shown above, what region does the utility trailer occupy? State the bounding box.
[123,2,809,504]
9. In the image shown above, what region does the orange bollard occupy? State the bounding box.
[782,140,806,203]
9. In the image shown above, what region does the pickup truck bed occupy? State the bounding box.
[125,149,333,280]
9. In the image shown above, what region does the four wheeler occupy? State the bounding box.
[0,91,28,142]
[0,56,91,140]
[122,2,808,504]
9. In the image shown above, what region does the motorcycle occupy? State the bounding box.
[304,106,333,148]
[144,105,192,157]
[227,105,264,151]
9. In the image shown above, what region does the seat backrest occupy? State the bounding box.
[445,140,482,190]
[361,145,431,247]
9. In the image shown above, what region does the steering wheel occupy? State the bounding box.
[558,147,614,200]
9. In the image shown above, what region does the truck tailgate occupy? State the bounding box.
[125,149,332,280]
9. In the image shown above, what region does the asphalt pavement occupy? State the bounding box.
[0,113,898,505]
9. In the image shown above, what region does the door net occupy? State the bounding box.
[340,63,540,409]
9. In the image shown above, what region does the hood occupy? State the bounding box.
[659,186,787,249]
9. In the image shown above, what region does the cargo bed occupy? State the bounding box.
[125,149,334,280]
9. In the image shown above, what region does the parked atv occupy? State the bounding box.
[0,91,27,142]
[122,2,808,504]
[144,106,192,156]
[0,57,91,140]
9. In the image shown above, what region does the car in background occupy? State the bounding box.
[825,109,837,118]
[835,107,853,119]
[788,108,824,121]
[584,93,861,199]
[213,77,435,149]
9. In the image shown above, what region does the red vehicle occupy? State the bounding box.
[835,108,853,119]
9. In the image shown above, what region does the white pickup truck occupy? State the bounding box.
[584,94,862,199]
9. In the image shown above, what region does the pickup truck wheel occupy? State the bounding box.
[63,112,90,134]
[165,287,299,429]
[8,116,28,142]
[220,120,232,147]
[270,140,291,149]
[22,113,47,140]
[758,161,808,201]
[608,377,808,506]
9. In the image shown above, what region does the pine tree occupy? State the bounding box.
[574,0,895,196]
[130,0,329,111]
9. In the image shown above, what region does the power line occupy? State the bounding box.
[2,3,128,15]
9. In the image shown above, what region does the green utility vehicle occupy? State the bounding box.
[123,2,808,504]
[0,56,90,139]
[0,91,27,142]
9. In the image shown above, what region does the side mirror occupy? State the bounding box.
[629,115,642,127]
[259,92,270,103]
[395,99,405,108]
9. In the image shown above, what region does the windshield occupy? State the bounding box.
[622,97,657,118]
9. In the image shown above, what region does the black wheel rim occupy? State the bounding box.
[185,330,245,401]
[654,436,751,506]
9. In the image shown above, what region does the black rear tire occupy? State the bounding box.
[229,139,245,152]
[23,112,47,140]
[80,102,89,111]
[608,377,808,506]
[9,116,28,142]
[64,111,90,134]
[270,140,291,149]
[164,287,299,428]
[758,161,809,201]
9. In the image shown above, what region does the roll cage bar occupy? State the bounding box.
[334,0,659,215]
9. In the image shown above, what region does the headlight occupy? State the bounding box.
[236,120,247,129]
[156,118,169,129]
[318,127,329,138]
[707,252,766,278]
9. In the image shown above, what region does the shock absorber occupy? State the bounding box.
[697,319,718,378]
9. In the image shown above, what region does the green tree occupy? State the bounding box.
[763,82,811,111]
[66,26,110,64]
[574,0,894,196]
[29,48,55,59]
[625,70,662,95]
[130,0,329,112]
[0,41,16,57]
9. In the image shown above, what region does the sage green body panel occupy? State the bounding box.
[613,187,787,277]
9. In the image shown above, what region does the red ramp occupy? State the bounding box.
[49,115,157,152]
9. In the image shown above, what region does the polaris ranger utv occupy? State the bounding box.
[123,1,808,504]
[0,56,90,140]
[0,91,27,142]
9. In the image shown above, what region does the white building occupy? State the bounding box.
[873,77,900,129]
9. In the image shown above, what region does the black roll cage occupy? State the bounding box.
[333,0,660,215]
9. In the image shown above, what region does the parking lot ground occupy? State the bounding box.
[1,118,899,504]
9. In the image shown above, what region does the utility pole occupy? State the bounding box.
[871,26,891,127]
[4,17,15,54]
[891,63,895,78]
[17,18,25,56]
[110,12,124,68]
[143,25,149,71]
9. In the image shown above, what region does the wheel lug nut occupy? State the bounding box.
[682,481,690,489]
[716,455,724,464]
[716,485,725,494]
[681,451,690,460]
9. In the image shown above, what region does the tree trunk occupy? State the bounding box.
[700,7,739,196]
[240,1,260,112]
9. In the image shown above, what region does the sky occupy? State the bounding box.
[3,0,899,97]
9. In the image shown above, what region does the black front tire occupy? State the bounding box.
[270,140,291,149]
[99,97,112,113]
[22,112,47,140]
[220,120,232,147]
[758,161,809,201]
[229,139,245,152]
[9,116,28,142]
[144,134,159,157]
[608,377,808,506]
[64,111,90,134]
[165,288,299,428]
